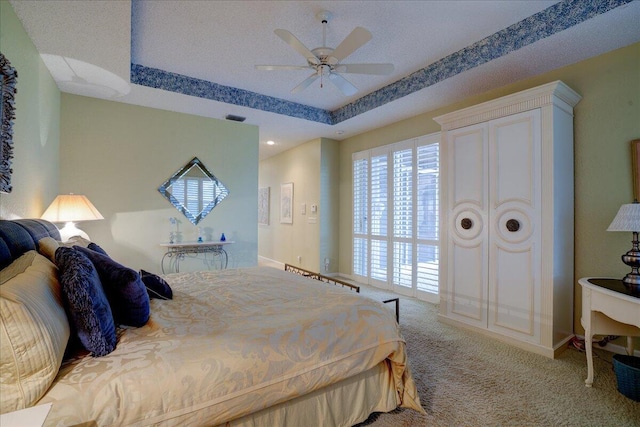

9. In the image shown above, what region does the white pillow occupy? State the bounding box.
[0,251,71,413]
[37,236,94,264]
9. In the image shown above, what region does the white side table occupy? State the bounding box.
[578,277,640,387]
[160,241,233,273]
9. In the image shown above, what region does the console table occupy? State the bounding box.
[578,277,640,387]
[160,241,233,273]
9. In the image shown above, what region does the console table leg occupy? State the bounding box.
[585,317,594,387]
[627,336,634,356]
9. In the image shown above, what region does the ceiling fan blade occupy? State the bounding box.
[255,65,311,71]
[335,63,395,75]
[329,27,372,63]
[291,73,320,93]
[274,29,320,65]
[328,73,358,96]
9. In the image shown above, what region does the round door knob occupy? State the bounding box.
[506,219,520,232]
[461,218,473,230]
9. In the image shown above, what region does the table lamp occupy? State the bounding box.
[607,202,640,288]
[41,194,104,241]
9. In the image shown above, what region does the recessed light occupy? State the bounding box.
[267,140,275,145]
[335,130,344,135]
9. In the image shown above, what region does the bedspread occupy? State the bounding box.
[37,267,422,426]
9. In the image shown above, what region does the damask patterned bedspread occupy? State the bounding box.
[37,267,422,426]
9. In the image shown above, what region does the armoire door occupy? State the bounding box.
[445,122,488,328]
[487,109,542,343]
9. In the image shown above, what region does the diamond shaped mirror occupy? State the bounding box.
[158,157,229,225]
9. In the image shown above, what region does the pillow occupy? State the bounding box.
[0,251,71,412]
[88,241,108,256]
[63,235,92,248]
[140,269,173,300]
[55,247,116,357]
[37,236,59,263]
[0,250,37,284]
[74,246,150,327]
[37,236,108,263]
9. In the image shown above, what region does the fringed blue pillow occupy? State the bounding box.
[55,247,116,357]
[140,270,173,300]
[74,246,150,327]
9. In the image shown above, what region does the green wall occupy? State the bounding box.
[60,94,259,274]
[0,1,60,218]
[337,42,640,335]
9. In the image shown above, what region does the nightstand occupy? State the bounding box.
[578,277,640,387]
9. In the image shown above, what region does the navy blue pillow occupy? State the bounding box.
[88,241,108,256]
[140,270,173,300]
[55,247,117,357]
[74,246,150,327]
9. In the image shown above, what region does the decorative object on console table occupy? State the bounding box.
[41,194,104,241]
[0,53,18,194]
[607,202,640,290]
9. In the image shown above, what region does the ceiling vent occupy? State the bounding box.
[225,114,246,122]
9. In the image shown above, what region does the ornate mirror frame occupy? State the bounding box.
[158,157,230,225]
[0,53,18,194]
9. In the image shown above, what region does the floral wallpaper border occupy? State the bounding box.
[130,0,631,126]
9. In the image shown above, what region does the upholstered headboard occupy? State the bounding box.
[0,219,61,270]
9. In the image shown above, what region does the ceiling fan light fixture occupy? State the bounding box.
[258,10,394,96]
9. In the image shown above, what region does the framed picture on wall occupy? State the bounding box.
[280,182,293,224]
[258,187,270,225]
[0,53,18,194]
[633,139,640,202]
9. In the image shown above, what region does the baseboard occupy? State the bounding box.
[573,334,640,357]
[257,256,284,269]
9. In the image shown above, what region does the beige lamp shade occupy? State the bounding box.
[41,195,104,241]
[607,203,640,232]
[41,194,104,222]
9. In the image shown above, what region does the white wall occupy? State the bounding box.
[60,93,259,274]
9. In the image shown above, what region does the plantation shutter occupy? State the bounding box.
[416,142,439,294]
[392,147,413,290]
[352,133,439,302]
[352,155,368,278]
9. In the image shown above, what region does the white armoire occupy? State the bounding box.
[434,81,581,358]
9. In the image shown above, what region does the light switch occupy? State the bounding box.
[301,203,306,215]
[311,204,317,213]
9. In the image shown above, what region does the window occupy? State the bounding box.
[352,133,439,302]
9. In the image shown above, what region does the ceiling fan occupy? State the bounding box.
[256,10,394,96]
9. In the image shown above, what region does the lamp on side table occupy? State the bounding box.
[607,202,640,291]
[41,194,104,241]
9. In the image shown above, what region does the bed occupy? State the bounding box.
[0,219,423,426]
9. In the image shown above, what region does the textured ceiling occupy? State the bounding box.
[9,0,640,159]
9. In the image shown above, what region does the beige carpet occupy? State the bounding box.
[352,284,640,427]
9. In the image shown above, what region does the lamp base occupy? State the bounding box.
[59,222,90,242]
[623,273,640,287]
